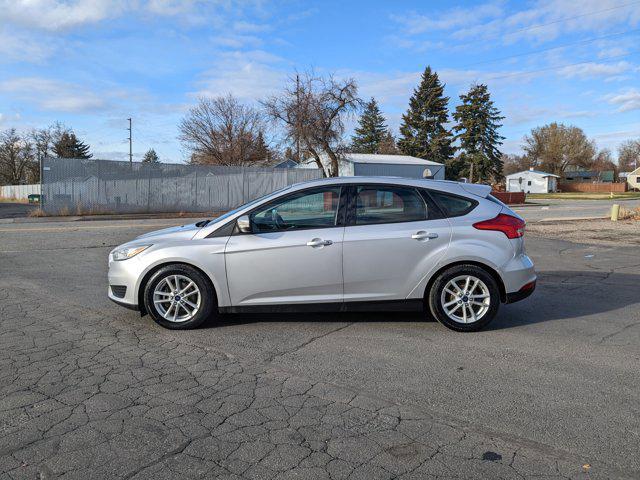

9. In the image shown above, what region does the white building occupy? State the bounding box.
[506,168,559,194]
[298,153,445,179]
[622,166,640,190]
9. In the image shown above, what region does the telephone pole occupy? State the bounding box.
[127,118,132,164]
[295,74,300,163]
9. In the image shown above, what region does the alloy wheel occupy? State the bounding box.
[440,275,491,324]
[153,274,201,323]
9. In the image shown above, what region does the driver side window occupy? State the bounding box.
[250,187,342,233]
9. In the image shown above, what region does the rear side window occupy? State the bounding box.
[355,186,426,225]
[429,190,477,217]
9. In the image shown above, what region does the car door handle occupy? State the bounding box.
[412,231,438,241]
[307,238,333,247]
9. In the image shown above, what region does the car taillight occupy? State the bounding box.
[473,213,525,239]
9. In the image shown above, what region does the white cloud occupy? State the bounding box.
[0,0,126,31]
[193,50,288,101]
[0,29,55,63]
[0,77,108,112]
[606,88,640,112]
[392,2,503,35]
[392,0,640,47]
[558,61,631,79]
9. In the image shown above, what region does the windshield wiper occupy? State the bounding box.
[195,219,211,227]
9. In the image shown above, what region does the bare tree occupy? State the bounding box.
[522,123,595,175]
[618,139,640,172]
[179,94,268,166]
[262,72,361,177]
[0,129,36,185]
[501,153,532,176]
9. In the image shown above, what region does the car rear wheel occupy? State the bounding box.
[143,264,216,330]
[428,264,500,332]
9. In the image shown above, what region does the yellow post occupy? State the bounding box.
[611,204,620,221]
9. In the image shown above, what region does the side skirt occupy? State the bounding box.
[218,299,425,314]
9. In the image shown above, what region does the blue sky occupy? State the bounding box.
[1,0,639,163]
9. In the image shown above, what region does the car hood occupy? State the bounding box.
[135,222,201,241]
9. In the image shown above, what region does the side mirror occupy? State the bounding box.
[236,215,252,233]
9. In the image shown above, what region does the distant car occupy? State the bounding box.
[108,177,535,332]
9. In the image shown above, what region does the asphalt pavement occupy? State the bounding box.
[1,218,638,479]
[0,202,35,219]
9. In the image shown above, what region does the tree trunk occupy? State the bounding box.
[324,145,340,177]
[307,146,327,177]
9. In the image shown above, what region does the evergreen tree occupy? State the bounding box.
[450,84,504,182]
[351,98,388,153]
[54,132,92,159]
[252,131,270,163]
[378,131,399,155]
[397,66,454,163]
[142,148,160,163]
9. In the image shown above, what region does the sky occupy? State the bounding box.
[0,0,639,163]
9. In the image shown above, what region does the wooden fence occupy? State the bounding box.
[491,191,526,204]
[558,182,627,193]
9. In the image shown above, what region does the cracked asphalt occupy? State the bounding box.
[1,218,638,479]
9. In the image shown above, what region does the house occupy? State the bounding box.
[297,153,445,179]
[625,166,640,190]
[506,168,559,194]
[272,159,299,169]
[563,170,614,183]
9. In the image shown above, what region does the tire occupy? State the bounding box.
[428,264,500,332]
[143,264,216,330]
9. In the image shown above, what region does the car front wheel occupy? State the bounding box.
[143,264,216,330]
[428,264,500,332]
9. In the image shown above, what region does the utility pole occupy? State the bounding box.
[295,74,300,163]
[127,118,132,164]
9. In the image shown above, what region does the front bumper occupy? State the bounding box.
[107,254,145,309]
[109,296,140,311]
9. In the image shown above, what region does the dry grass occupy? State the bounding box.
[527,218,640,246]
[618,206,640,220]
[0,196,28,203]
[27,208,46,217]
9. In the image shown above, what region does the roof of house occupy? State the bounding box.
[300,153,443,168]
[506,169,559,178]
[563,170,599,178]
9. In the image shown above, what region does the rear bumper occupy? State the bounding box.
[506,280,536,304]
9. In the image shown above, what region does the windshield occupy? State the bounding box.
[206,186,293,226]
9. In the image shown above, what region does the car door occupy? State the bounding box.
[342,184,452,302]
[225,185,345,306]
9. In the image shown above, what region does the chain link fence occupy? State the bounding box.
[41,157,322,215]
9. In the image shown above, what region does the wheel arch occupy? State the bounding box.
[137,261,219,315]
[423,260,507,304]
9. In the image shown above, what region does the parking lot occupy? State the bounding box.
[1,218,639,479]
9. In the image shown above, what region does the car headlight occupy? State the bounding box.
[112,245,151,261]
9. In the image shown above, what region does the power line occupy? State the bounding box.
[502,1,640,38]
[462,28,640,68]
[416,1,640,60]
[447,49,639,87]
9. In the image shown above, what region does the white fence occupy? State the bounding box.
[0,184,41,200]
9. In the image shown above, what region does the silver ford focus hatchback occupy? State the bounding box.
[108,177,535,332]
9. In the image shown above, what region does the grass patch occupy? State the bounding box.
[0,196,29,203]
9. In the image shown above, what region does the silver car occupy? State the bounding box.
[108,177,535,332]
